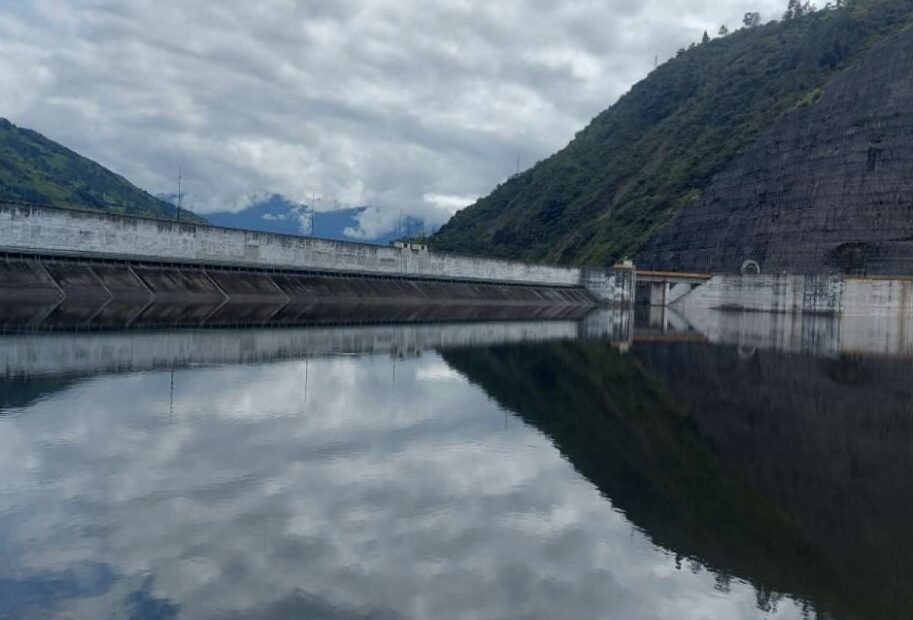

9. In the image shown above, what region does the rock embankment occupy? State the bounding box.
[638,27,913,275]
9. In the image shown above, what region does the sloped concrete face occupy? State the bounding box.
[665,282,695,306]
[90,266,152,299]
[0,259,598,308]
[0,260,62,301]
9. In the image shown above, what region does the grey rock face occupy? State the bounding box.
[638,27,913,275]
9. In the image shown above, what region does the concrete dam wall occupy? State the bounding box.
[675,273,913,318]
[0,202,634,306]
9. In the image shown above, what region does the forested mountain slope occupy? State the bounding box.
[432,1,913,271]
[0,118,202,222]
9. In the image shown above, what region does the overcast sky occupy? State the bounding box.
[0,0,784,237]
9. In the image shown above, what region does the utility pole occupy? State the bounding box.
[311,193,319,238]
[302,203,312,237]
[176,165,184,223]
[169,366,175,424]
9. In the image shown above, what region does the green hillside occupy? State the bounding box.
[0,118,203,222]
[432,0,913,265]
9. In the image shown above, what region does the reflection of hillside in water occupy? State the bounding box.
[634,342,913,618]
[442,340,913,620]
[0,375,80,413]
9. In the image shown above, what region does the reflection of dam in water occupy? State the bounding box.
[13,298,913,382]
[0,309,632,379]
[643,304,913,361]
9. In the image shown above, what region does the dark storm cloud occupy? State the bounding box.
[0,0,784,237]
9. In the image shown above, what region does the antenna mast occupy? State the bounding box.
[176,165,184,223]
[311,193,317,237]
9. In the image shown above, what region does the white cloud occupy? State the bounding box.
[0,0,786,238]
[424,193,479,215]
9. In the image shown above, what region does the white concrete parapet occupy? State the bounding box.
[0,203,581,288]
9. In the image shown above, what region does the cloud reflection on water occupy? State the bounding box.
[0,351,805,619]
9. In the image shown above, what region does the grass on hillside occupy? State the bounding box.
[0,118,203,223]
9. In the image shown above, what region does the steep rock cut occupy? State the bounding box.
[638,26,913,274]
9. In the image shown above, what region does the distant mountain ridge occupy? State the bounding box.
[0,118,203,223]
[204,195,426,245]
[0,118,421,242]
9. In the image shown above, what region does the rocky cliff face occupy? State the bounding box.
[638,26,913,275]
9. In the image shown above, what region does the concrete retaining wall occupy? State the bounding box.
[580,267,635,305]
[677,273,913,318]
[0,203,580,286]
[842,278,913,317]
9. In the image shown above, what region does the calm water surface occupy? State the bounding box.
[1,314,911,619]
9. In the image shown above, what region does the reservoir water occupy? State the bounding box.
[1,309,911,619]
